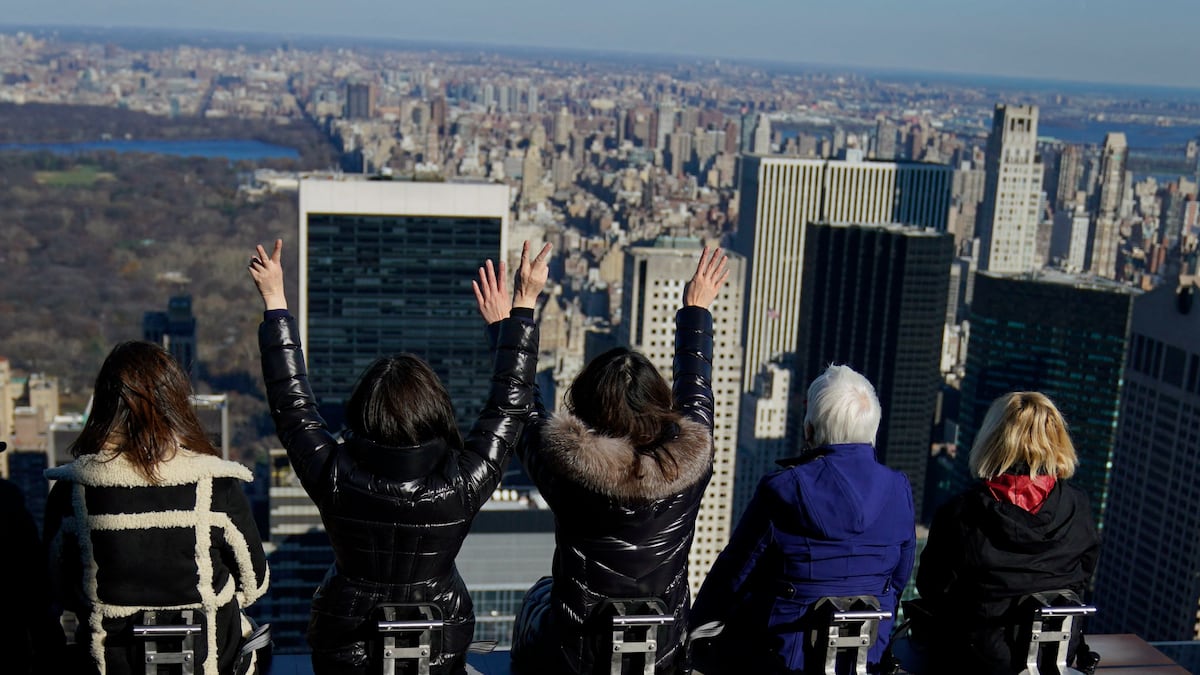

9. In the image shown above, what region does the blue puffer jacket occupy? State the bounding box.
[691,443,916,673]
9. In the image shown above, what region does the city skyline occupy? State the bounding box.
[4,0,1200,90]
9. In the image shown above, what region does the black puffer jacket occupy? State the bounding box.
[511,306,715,674]
[915,480,1100,675]
[259,313,538,673]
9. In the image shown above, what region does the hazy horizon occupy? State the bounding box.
[3,0,1199,90]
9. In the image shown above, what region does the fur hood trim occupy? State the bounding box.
[540,412,712,502]
[45,449,252,487]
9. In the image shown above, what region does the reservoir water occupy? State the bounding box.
[0,138,300,160]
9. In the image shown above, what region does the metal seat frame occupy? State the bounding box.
[376,604,445,675]
[1019,591,1097,675]
[600,598,675,675]
[133,609,202,675]
[811,596,891,675]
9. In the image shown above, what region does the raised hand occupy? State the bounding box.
[472,258,510,324]
[513,241,553,310]
[248,239,287,311]
[684,246,729,309]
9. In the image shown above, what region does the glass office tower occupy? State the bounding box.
[299,179,510,430]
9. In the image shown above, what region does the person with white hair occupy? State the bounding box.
[691,364,916,674]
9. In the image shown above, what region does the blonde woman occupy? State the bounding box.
[916,392,1100,675]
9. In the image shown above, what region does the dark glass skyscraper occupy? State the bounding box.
[796,222,954,516]
[1093,281,1200,639]
[143,295,198,379]
[954,271,1138,528]
[299,179,510,431]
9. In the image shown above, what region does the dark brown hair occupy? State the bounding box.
[344,354,462,448]
[567,347,682,477]
[70,341,218,482]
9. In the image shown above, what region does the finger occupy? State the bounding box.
[712,255,729,280]
[706,248,724,276]
[271,239,283,263]
[485,259,498,294]
[256,244,269,261]
[717,268,730,287]
[472,280,485,307]
[533,242,552,265]
[696,246,710,273]
[521,240,531,264]
[478,266,491,296]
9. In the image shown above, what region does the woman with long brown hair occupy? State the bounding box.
[44,341,269,675]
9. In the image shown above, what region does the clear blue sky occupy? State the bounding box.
[4,0,1200,89]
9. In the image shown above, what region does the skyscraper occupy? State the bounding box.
[1092,281,1200,640]
[795,222,954,515]
[733,155,952,515]
[143,295,198,380]
[734,155,952,391]
[344,82,374,120]
[1088,132,1128,278]
[954,271,1138,527]
[621,238,746,593]
[1054,144,1084,210]
[298,178,510,430]
[977,105,1044,274]
[752,114,772,155]
[553,106,574,148]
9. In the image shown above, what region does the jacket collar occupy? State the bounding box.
[540,411,712,503]
[44,449,252,487]
[776,442,876,468]
[344,434,448,480]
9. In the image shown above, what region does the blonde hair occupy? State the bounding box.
[968,392,1078,480]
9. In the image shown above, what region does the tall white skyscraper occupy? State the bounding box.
[621,238,746,594]
[977,104,1044,273]
[734,155,952,390]
[732,155,952,514]
[1089,132,1128,278]
[752,114,772,155]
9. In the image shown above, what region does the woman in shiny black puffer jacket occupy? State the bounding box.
[510,247,726,675]
[250,239,548,674]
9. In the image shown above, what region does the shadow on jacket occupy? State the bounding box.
[914,480,1099,675]
[259,313,539,675]
[690,443,916,674]
[509,306,715,675]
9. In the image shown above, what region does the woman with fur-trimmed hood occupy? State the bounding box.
[44,341,269,675]
[509,247,728,675]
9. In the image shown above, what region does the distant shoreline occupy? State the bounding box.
[2,23,1199,98]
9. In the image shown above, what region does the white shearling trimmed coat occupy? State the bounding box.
[45,449,269,675]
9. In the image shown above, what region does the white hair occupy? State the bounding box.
[804,364,881,447]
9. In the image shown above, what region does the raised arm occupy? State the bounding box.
[249,239,338,496]
[674,246,726,431]
[460,241,551,508]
